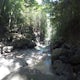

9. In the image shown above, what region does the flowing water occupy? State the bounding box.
[0,43,53,80]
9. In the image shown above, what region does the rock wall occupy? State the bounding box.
[51,40,80,80]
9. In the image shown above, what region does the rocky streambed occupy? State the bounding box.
[0,44,54,80]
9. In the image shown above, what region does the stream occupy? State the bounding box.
[0,43,53,80]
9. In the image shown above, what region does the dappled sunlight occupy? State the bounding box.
[2,67,54,80]
[14,62,21,70]
[0,0,80,79]
[0,58,13,79]
[36,0,42,5]
[35,41,46,50]
[0,38,52,79]
[25,51,47,68]
[0,46,51,71]
[0,66,10,80]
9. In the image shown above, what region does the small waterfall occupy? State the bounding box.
[33,14,53,48]
[45,14,52,46]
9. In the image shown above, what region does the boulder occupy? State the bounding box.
[12,38,36,49]
[50,42,80,80]
[12,38,29,49]
[51,48,71,64]
[52,60,73,80]
[27,41,36,49]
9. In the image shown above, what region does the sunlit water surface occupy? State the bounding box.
[0,43,52,80]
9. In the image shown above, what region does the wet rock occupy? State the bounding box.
[14,58,28,68]
[3,46,13,53]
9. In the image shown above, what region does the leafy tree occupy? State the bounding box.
[49,0,80,45]
[0,0,48,46]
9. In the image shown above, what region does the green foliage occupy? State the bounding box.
[50,0,80,44]
[0,0,48,43]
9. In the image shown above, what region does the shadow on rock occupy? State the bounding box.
[2,67,54,80]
